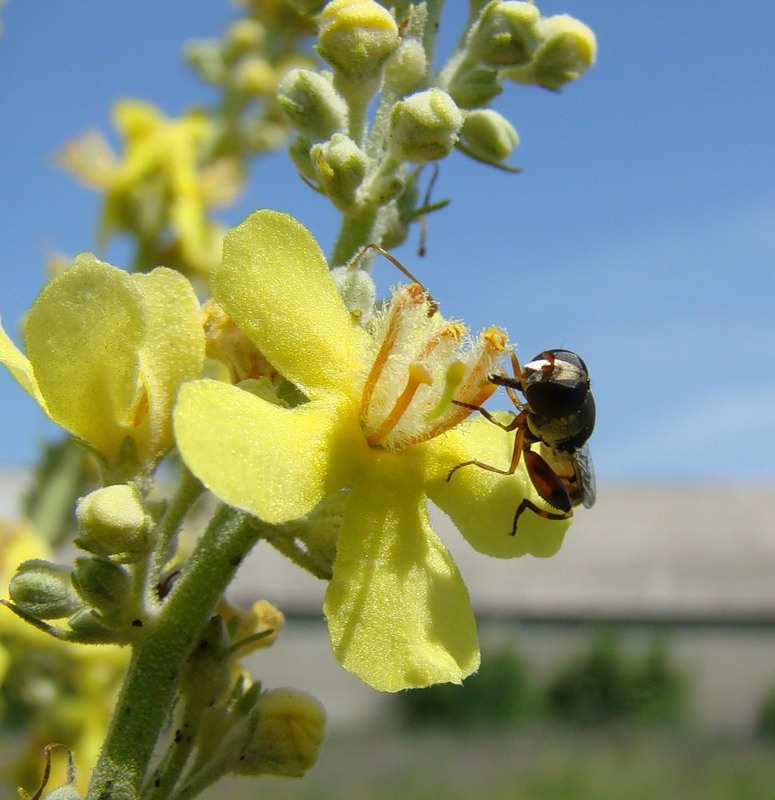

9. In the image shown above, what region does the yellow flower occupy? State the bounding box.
[58,99,243,277]
[173,210,569,691]
[0,254,204,474]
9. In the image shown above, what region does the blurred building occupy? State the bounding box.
[2,469,774,731]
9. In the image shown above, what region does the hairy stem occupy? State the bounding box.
[85,506,259,800]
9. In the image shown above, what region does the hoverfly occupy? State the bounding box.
[447,348,596,535]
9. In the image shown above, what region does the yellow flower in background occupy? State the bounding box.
[0,521,127,793]
[174,210,570,692]
[58,99,243,277]
[0,254,204,474]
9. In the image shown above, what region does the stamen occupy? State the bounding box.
[359,284,425,419]
[415,321,464,362]
[425,360,466,420]
[366,363,432,446]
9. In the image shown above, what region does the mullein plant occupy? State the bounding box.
[0,1,596,797]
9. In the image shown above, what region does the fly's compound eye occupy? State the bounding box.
[521,349,590,419]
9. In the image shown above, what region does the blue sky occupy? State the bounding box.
[1,2,774,483]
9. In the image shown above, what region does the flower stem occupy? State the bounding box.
[85,505,259,800]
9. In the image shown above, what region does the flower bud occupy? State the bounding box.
[508,15,597,90]
[447,66,502,109]
[71,557,131,624]
[226,19,266,54]
[389,89,464,163]
[74,484,151,563]
[184,41,226,85]
[460,109,519,163]
[219,598,286,656]
[236,689,326,777]
[8,559,82,620]
[234,57,276,96]
[310,133,367,211]
[383,37,428,96]
[288,135,316,180]
[468,1,542,67]
[316,0,400,78]
[277,69,349,141]
[331,265,377,323]
[67,608,122,643]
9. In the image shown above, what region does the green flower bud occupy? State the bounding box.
[234,57,276,96]
[277,69,348,141]
[310,133,367,211]
[468,1,542,67]
[71,557,131,623]
[460,109,519,163]
[184,41,226,85]
[226,19,266,54]
[288,135,316,180]
[389,89,464,163]
[236,689,326,777]
[507,14,597,90]
[74,484,151,563]
[447,66,502,109]
[8,559,82,620]
[316,0,400,78]
[383,37,428,96]
[66,608,118,643]
[331,266,377,323]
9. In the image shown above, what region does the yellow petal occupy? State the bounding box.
[425,416,569,558]
[24,254,146,461]
[324,452,479,692]
[215,210,365,398]
[0,320,47,409]
[132,268,204,457]
[174,379,362,524]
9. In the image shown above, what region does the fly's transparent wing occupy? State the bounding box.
[575,444,596,508]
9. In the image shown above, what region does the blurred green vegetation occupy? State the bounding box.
[396,627,687,729]
[546,628,687,724]
[209,727,775,800]
[201,627,775,800]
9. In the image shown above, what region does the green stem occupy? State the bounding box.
[142,700,203,800]
[85,506,259,800]
[150,465,205,585]
[330,209,378,266]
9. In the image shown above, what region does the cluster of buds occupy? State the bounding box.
[152,601,325,791]
[276,0,595,256]
[5,484,154,643]
[185,8,317,158]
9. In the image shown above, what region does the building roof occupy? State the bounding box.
[2,468,773,622]
[232,483,775,623]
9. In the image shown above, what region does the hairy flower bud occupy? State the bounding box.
[310,133,367,211]
[277,69,349,141]
[226,19,266,53]
[383,36,428,96]
[507,14,597,90]
[74,484,151,563]
[460,108,519,163]
[447,66,502,109]
[71,557,131,625]
[288,135,316,180]
[468,1,542,67]
[331,266,377,323]
[317,0,399,78]
[234,57,276,96]
[236,689,326,777]
[8,559,83,620]
[389,89,464,163]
